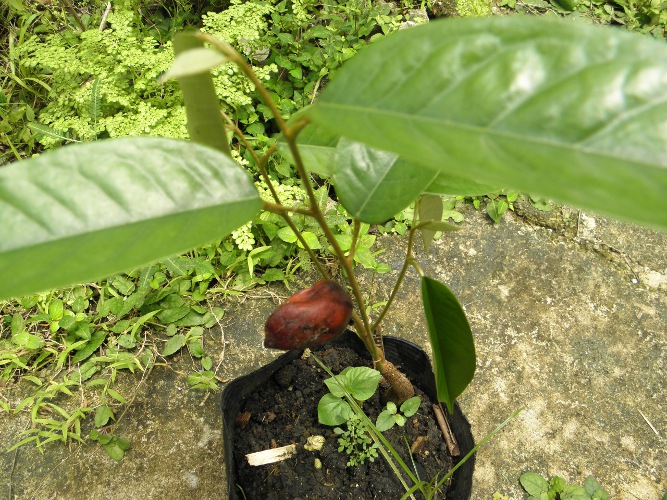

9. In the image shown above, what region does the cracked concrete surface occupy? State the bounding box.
[1,199,665,499]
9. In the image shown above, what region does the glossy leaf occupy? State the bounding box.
[308,16,667,230]
[323,367,382,401]
[280,117,499,197]
[333,138,438,223]
[0,137,261,300]
[172,32,231,156]
[421,276,476,413]
[400,396,421,417]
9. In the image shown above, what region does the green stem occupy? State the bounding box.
[348,218,361,266]
[204,34,382,366]
[262,200,313,217]
[220,105,330,281]
[283,134,379,362]
[372,224,419,333]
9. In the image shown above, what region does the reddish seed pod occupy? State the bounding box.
[264,280,353,350]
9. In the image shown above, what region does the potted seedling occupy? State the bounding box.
[2,14,667,500]
[167,28,480,498]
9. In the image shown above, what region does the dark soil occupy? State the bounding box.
[232,344,454,499]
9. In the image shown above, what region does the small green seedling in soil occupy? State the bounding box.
[520,471,610,500]
[375,396,421,432]
[313,353,523,498]
[317,366,382,465]
[316,363,420,466]
[334,413,379,466]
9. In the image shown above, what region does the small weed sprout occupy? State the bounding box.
[334,413,379,466]
[520,471,610,500]
[375,396,421,432]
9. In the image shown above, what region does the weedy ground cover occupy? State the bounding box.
[1,0,666,464]
[0,0,429,459]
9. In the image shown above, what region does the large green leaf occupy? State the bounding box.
[333,138,438,223]
[277,115,339,176]
[308,16,667,230]
[280,120,499,195]
[421,276,476,413]
[425,174,500,197]
[172,32,231,156]
[0,137,261,300]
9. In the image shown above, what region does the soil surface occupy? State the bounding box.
[232,344,454,499]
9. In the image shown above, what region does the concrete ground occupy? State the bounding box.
[1,199,665,499]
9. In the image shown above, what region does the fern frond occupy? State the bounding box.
[28,123,80,143]
[89,78,102,139]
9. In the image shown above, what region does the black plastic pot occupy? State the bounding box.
[221,332,475,499]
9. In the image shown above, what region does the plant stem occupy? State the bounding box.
[262,200,313,217]
[204,35,398,383]
[372,224,419,333]
[220,109,331,281]
[348,218,361,266]
[207,36,382,361]
[61,0,86,32]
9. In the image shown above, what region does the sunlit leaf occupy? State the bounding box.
[309,16,667,230]
[0,137,261,300]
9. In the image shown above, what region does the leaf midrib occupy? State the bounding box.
[315,102,667,171]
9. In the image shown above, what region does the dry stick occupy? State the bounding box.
[246,444,297,466]
[60,0,86,32]
[433,404,460,457]
[99,2,112,31]
[638,409,660,436]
